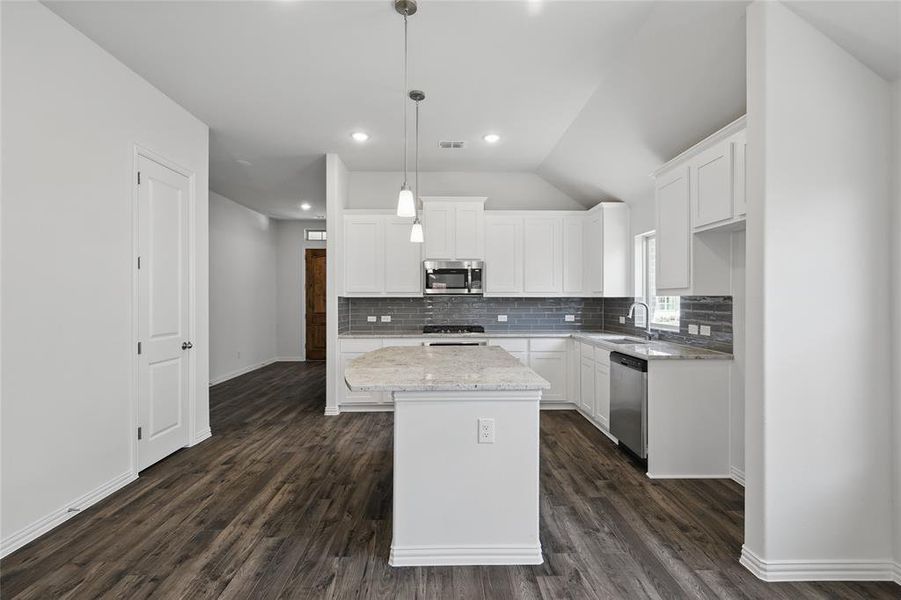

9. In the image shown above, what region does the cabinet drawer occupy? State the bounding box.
[339,339,383,353]
[488,338,529,353]
[529,338,568,352]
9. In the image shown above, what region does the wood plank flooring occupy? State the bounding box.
[2,361,897,599]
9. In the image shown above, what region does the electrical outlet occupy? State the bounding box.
[564,315,575,322]
[478,418,495,444]
[380,315,391,323]
[619,316,626,324]
[367,316,377,323]
[688,324,699,335]
[497,315,508,322]
[700,325,711,336]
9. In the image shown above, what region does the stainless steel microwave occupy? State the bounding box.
[423,260,483,295]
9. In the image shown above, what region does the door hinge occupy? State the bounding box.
[137,341,142,355]
[137,256,141,269]
[137,426,142,440]
[137,171,141,185]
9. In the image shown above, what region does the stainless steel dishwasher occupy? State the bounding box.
[609,352,648,459]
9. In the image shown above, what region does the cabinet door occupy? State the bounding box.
[529,351,567,403]
[339,351,385,405]
[692,142,733,228]
[594,361,610,430]
[344,216,384,293]
[423,203,455,259]
[579,357,595,413]
[584,213,604,294]
[732,131,747,217]
[384,217,422,294]
[523,217,562,294]
[563,216,584,294]
[484,216,523,293]
[655,167,691,290]
[455,204,484,259]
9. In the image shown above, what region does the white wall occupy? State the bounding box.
[893,81,901,576]
[275,220,326,360]
[348,171,583,211]
[1,2,209,555]
[745,0,894,578]
[209,192,277,384]
[325,154,349,415]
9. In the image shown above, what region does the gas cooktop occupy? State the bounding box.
[422,325,485,334]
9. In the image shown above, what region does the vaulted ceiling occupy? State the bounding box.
[45,1,899,218]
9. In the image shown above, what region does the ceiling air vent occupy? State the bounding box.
[438,140,466,149]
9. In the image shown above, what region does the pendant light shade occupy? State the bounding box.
[397,185,416,217]
[410,217,424,243]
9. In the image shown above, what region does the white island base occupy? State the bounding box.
[389,389,543,567]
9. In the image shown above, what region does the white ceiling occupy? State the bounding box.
[44,1,900,217]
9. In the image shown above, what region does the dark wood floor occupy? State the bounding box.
[2,362,897,599]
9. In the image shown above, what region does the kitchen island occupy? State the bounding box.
[345,345,550,567]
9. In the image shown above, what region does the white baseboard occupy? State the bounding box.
[275,356,305,362]
[893,561,901,585]
[740,545,900,583]
[1,470,138,559]
[647,472,732,479]
[190,427,212,446]
[389,544,543,567]
[730,466,745,487]
[209,358,277,386]
[323,406,340,416]
[539,402,578,410]
[336,402,579,415]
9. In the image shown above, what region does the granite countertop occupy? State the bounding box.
[339,330,733,361]
[344,346,552,392]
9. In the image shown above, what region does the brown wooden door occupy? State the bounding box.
[305,249,327,360]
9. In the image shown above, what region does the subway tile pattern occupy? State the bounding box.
[603,296,733,354]
[342,296,605,333]
[339,295,732,353]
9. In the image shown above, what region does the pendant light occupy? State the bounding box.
[395,0,417,218]
[409,89,425,243]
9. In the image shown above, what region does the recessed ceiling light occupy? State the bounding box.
[351,131,369,142]
[236,158,252,166]
[300,202,311,211]
[483,133,501,144]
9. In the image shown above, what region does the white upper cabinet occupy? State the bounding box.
[484,215,523,294]
[523,216,562,294]
[655,167,692,290]
[421,197,486,260]
[562,216,584,294]
[584,211,604,294]
[384,217,422,293]
[343,213,421,296]
[692,142,733,228]
[344,215,384,293]
[653,116,745,296]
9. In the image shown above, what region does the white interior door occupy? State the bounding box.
[137,155,191,471]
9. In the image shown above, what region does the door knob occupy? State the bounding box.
[182,341,193,350]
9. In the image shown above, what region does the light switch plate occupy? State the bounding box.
[478,418,495,444]
[700,325,711,336]
[564,315,575,322]
[380,315,391,323]
[688,324,699,335]
[619,316,626,324]
[497,315,508,322]
[367,316,377,323]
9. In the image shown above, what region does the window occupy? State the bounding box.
[634,231,680,330]
[305,229,327,241]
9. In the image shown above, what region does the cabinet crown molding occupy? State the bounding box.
[652,115,747,178]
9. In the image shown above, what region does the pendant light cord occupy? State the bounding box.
[414,98,420,215]
[402,14,409,188]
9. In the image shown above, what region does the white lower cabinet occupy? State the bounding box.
[528,351,567,403]
[338,339,386,406]
[579,356,595,414]
[488,338,529,365]
[594,360,610,429]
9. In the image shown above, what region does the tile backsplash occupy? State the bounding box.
[339,295,733,353]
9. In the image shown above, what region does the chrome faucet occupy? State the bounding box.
[628,301,652,339]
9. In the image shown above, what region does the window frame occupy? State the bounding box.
[634,231,680,332]
[305,229,327,241]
